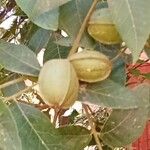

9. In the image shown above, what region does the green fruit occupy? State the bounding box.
[88,8,122,45]
[38,59,79,109]
[69,50,112,83]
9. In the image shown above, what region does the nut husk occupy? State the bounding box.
[69,50,112,83]
[88,8,122,44]
[38,59,79,109]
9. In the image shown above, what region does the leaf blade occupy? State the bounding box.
[15,0,60,30]
[10,102,91,150]
[28,28,51,54]
[107,0,150,62]
[43,33,70,62]
[101,84,150,147]
[0,99,22,150]
[0,41,40,76]
[79,79,138,109]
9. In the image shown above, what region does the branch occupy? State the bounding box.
[0,77,24,89]
[83,104,103,150]
[4,84,36,101]
[68,0,100,56]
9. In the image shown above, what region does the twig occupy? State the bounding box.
[0,77,24,89]
[0,72,16,85]
[53,108,61,126]
[127,59,149,75]
[4,84,36,101]
[83,104,103,150]
[17,100,50,110]
[111,47,127,62]
[87,105,93,114]
[68,0,100,56]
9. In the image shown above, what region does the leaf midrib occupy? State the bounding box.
[16,103,50,150]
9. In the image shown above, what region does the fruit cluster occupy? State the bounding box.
[38,50,112,109]
[38,7,120,109]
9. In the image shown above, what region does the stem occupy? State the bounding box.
[87,105,93,114]
[83,104,103,150]
[68,0,100,56]
[53,108,61,126]
[0,77,24,89]
[111,47,127,63]
[0,73,16,85]
[4,84,36,101]
[17,100,50,110]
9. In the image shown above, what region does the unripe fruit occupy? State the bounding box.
[88,8,122,45]
[38,59,79,109]
[69,50,112,83]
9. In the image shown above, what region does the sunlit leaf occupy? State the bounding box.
[15,0,60,30]
[0,99,22,150]
[10,102,91,150]
[0,41,40,76]
[43,33,70,62]
[108,0,150,62]
[28,28,51,54]
[16,0,71,11]
[101,84,150,147]
[79,79,138,109]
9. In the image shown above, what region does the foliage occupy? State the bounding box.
[0,0,150,150]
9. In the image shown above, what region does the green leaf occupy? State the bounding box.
[59,0,95,48]
[109,58,126,85]
[20,23,39,44]
[15,0,59,30]
[79,79,138,109]
[101,84,150,147]
[56,126,91,150]
[54,37,73,47]
[17,0,71,12]
[1,74,26,97]
[0,41,40,77]
[43,33,70,62]
[10,102,91,150]
[28,28,51,54]
[107,0,150,62]
[0,99,22,150]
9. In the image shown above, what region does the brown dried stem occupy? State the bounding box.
[111,47,127,63]
[83,104,103,150]
[53,108,62,126]
[68,0,100,56]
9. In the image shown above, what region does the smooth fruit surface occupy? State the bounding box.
[88,8,122,44]
[38,59,79,108]
[69,50,112,83]
[88,24,121,44]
